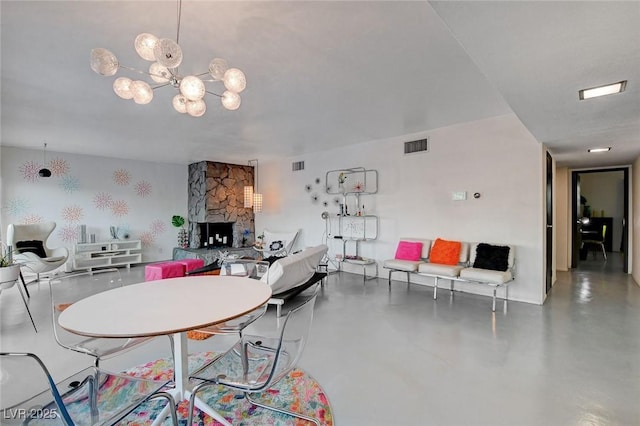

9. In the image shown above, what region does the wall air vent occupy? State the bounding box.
[404,138,429,154]
[292,161,305,171]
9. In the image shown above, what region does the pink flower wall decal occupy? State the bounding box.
[93,192,114,210]
[49,157,70,176]
[140,231,155,247]
[135,180,152,197]
[22,214,44,225]
[19,161,41,182]
[111,200,129,217]
[150,219,166,235]
[113,169,131,186]
[59,225,79,243]
[61,205,84,223]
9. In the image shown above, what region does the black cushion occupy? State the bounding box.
[16,240,47,258]
[473,243,510,271]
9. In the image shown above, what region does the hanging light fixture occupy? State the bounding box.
[38,143,52,178]
[89,0,246,117]
[244,159,262,212]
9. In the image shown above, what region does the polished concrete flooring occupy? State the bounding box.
[1,254,638,425]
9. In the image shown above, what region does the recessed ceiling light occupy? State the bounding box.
[587,147,611,153]
[579,81,627,100]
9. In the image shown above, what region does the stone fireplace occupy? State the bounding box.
[188,161,255,249]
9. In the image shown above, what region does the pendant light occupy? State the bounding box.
[39,143,52,177]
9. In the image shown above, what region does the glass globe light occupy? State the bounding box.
[186,99,206,117]
[221,91,241,110]
[90,48,119,76]
[209,58,228,81]
[149,62,171,83]
[223,68,246,93]
[180,76,205,101]
[130,80,153,104]
[173,94,188,113]
[113,77,133,99]
[153,38,183,68]
[134,33,158,61]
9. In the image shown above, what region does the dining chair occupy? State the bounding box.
[7,222,69,285]
[187,283,320,425]
[581,224,607,260]
[0,270,38,332]
[187,259,270,339]
[49,268,168,367]
[0,352,178,425]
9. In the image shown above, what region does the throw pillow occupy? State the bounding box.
[429,238,462,265]
[394,241,423,261]
[269,240,284,251]
[16,240,47,258]
[473,243,510,271]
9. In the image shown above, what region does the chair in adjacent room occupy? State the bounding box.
[254,229,299,258]
[49,268,164,367]
[0,352,178,425]
[581,224,607,260]
[187,284,320,425]
[7,222,69,287]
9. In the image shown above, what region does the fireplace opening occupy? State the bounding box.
[198,222,234,248]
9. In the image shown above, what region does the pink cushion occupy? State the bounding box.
[395,241,423,261]
[145,262,185,281]
[174,258,205,272]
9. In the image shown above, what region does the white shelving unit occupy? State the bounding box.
[73,240,142,271]
[325,167,379,280]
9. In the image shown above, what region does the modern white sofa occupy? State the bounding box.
[261,244,328,316]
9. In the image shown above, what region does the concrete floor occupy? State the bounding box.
[1,253,638,425]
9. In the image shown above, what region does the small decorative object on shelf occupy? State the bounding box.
[109,226,119,240]
[172,215,189,248]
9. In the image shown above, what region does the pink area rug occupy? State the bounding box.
[121,351,333,425]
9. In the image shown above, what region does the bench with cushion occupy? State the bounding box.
[384,238,516,311]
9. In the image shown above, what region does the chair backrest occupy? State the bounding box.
[255,285,319,387]
[601,224,607,240]
[7,222,56,254]
[260,245,327,294]
[262,229,299,255]
[48,268,148,360]
[0,352,74,425]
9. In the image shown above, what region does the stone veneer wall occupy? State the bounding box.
[188,161,255,248]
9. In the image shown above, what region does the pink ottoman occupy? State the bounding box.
[145,262,185,281]
[174,258,205,273]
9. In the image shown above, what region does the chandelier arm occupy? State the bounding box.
[176,0,182,45]
[152,83,173,90]
[205,90,223,98]
[119,64,153,77]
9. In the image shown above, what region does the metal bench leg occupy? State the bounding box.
[388,270,393,289]
[406,271,410,287]
[503,286,508,313]
[433,276,438,300]
[450,279,455,293]
[492,287,497,312]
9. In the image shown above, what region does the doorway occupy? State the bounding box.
[571,168,629,272]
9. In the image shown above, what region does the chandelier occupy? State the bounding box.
[89,0,246,117]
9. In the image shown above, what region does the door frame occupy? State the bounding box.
[570,167,629,272]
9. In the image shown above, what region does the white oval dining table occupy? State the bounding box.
[58,275,272,426]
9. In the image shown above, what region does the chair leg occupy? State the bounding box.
[246,392,320,425]
[17,283,37,332]
[492,287,497,312]
[19,271,30,298]
[601,244,607,261]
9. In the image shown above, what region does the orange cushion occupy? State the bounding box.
[186,330,216,340]
[429,238,462,265]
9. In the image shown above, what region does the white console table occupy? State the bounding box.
[73,240,142,271]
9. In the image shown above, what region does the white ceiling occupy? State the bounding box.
[1,1,638,168]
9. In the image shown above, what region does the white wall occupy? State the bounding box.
[555,167,570,271]
[0,147,187,268]
[257,114,546,305]
[633,156,639,286]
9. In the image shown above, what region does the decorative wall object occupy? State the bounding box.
[113,169,131,186]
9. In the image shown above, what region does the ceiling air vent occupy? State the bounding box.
[292,161,305,172]
[404,138,429,154]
